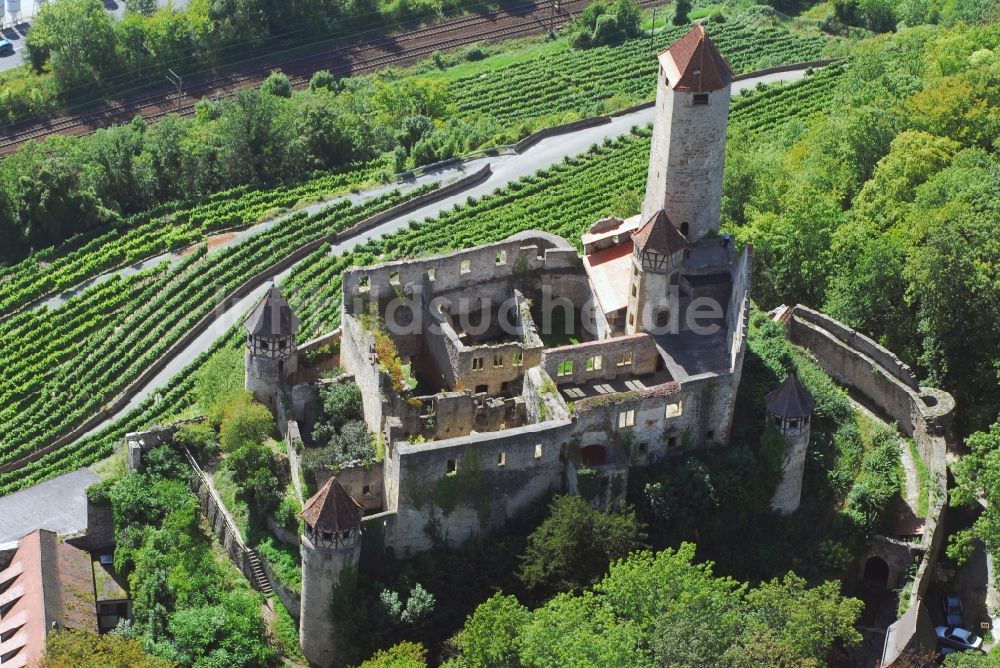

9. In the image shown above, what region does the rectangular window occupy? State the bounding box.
[358,276,370,293]
[496,250,507,265]
[534,444,543,459]
[706,430,715,441]
[389,270,400,286]
[511,351,523,366]
[631,283,638,298]
[362,485,371,495]
[618,351,633,367]
[472,357,484,371]
[638,443,649,455]
[497,452,506,467]
[628,314,635,327]
[460,259,471,274]
[493,353,504,368]
[427,267,436,281]
[693,93,709,105]
[557,360,574,377]
[446,459,458,475]
[668,436,678,448]
[586,355,603,371]
[617,409,635,429]
[665,401,683,418]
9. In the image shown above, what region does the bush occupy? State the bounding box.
[261,71,293,98]
[309,70,337,92]
[174,422,219,462]
[218,393,275,452]
[312,381,364,444]
[227,441,284,516]
[568,0,642,49]
[359,641,428,668]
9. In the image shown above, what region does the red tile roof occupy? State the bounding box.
[301,477,363,532]
[659,24,734,93]
[631,210,688,257]
[765,373,815,419]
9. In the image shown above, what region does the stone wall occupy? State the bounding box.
[316,462,384,513]
[385,418,573,555]
[541,334,661,386]
[727,246,752,371]
[784,305,952,607]
[257,542,302,621]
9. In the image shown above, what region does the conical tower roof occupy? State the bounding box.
[245,284,299,338]
[632,209,688,257]
[765,373,815,419]
[301,477,363,532]
[658,24,734,93]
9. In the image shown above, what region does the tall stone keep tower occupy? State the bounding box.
[244,283,299,409]
[641,25,734,243]
[299,477,364,668]
[766,373,815,515]
[625,210,688,335]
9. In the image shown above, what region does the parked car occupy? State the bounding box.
[0,40,14,56]
[935,626,983,652]
[942,594,965,626]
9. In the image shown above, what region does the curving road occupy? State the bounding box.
[1,67,811,534]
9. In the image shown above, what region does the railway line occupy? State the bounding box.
[0,0,668,155]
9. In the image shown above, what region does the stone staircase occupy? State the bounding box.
[247,549,273,595]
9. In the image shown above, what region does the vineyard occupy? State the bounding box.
[0,166,377,317]
[0,61,847,494]
[449,15,837,127]
[0,183,435,477]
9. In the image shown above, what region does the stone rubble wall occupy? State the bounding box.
[785,305,952,607]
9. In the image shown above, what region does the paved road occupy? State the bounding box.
[5,68,810,538]
[0,467,99,543]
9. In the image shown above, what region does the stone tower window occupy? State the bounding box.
[460,259,471,274]
[693,93,709,105]
[446,459,457,475]
[534,444,543,459]
[680,222,689,236]
[497,452,506,467]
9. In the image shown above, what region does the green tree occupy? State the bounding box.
[25,0,121,94]
[261,71,293,98]
[673,0,691,25]
[453,594,530,668]
[518,495,646,594]
[227,440,283,516]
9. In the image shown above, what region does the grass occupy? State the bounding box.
[271,598,306,663]
[907,438,932,518]
[212,464,252,540]
[254,534,303,593]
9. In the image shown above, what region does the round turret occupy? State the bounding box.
[766,373,814,515]
[244,284,299,408]
[299,477,363,668]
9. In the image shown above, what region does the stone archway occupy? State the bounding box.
[863,556,890,588]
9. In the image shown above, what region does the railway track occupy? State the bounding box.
[0,0,667,155]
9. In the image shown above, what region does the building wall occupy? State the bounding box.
[340,315,389,439]
[641,71,730,241]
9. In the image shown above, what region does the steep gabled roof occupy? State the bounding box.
[658,24,734,93]
[245,284,299,338]
[301,477,363,532]
[765,373,815,419]
[631,209,688,257]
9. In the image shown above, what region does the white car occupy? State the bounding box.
[935,625,983,652]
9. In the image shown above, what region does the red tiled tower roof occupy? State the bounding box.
[658,24,734,93]
[765,373,815,419]
[301,477,363,532]
[631,209,688,257]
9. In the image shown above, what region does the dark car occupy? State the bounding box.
[942,594,964,626]
[0,40,14,56]
[935,625,983,652]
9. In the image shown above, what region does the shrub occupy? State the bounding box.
[218,393,274,452]
[312,381,364,444]
[261,71,293,98]
[174,422,219,462]
[309,69,337,92]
